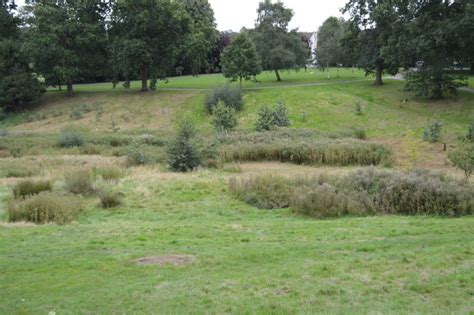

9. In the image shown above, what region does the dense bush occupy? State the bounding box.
[423,120,443,143]
[213,102,238,132]
[230,168,474,218]
[98,188,123,209]
[126,144,151,166]
[273,102,290,127]
[219,139,392,166]
[255,105,275,131]
[64,170,95,195]
[205,85,244,113]
[13,180,53,199]
[7,192,83,224]
[168,122,201,172]
[57,128,85,148]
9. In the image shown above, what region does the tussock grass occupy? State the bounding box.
[13,180,53,199]
[64,170,95,195]
[7,192,83,224]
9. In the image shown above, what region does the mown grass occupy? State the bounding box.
[0,173,473,313]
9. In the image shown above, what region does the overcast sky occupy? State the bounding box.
[209,0,348,32]
[15,0,348,32]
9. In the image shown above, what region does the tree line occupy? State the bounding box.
[1,0,473,112]
[316,0,473,99]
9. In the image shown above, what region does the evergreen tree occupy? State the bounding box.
[168,122,201,172]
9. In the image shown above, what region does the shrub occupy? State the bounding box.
[355,102,363,115]
[255,105,275,131]
[64,170,95,195]
[13,180,53,199]
[273,101,291,127]
[423,120,443,143]
[98,188,123,209]
[205,85,244,113]
[57,128,85,148]
[230,169,474,218]
[213,102,238,132]
[7,192,83,224]
[168,122,201,172]
[95,167,125,182]
[126,144,151,166]
[449,140,474,180]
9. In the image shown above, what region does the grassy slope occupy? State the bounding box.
[0,175,473,314]
[1,70,474,313]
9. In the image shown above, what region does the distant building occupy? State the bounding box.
[298,32,318,66]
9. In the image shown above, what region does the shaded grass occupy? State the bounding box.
[0,173,473,313]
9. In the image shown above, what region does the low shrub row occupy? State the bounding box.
[229,168,474,218]
[219,139,392,166]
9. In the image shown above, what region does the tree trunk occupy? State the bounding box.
[374,63,383,86]
[470,62,474,75]
[240,76,243,88]
[58,85,62,91]
[141,65,148,92]
[326,63,330,79]
[275,69,282,81]
[66,82,73,97]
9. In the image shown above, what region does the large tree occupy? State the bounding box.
[176,0,217,76]
[109,0,191,92]
[221,32,261,87]
[251,0,308,81]
[0,0,44,110]
[343,0,402,86]
[26,0,108,96]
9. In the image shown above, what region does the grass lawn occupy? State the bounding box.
[1,69,474,314]
[1,169,473,314]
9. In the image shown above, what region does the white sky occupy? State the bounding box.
[209,0,349,32]
[15,0,348,32]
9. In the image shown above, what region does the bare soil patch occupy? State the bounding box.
[136,255,196,266]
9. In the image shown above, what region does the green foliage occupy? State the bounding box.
[449,140,474,180]
[273,101,290,127]
[221,32,261,86]
[255,105,275,131]
[98,188,123,209]
[220,139,392,166]
[57,128,85,148]
[0,3,45,109]
[13,180,53,199]
[168,122,201,172]
[405,68,467,99]
[316,17,351,69]
[230,169,474,217]
[423,120,443,143]
[205,85,244,113]
[7,192,83,224]
[251,0,308,81]
[109,0,191,92]
[64,170,95,195]
[212,102,238,132]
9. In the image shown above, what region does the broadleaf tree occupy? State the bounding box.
[109,0,192,92]
[250,0,308,81]
[0,0,45,110]
[221,32,261,87]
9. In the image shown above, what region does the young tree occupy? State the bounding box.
[221,32,261,87]
[26,0,108,96]
[251,0,308,81]
[168,121,201,172]
[0,0,45,110]
[109,0,191,92]
[449,140,474,180]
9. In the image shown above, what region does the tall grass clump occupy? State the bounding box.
[205,85,243,113]
[13,180,53,199]
[94,167,125,182]
[219,139,392,166]
[98,188,123,209]
[230,169,474,218]
[64,170,95,195]
[7,192,83,224]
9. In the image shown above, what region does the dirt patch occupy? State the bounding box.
[136,255,196,266]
